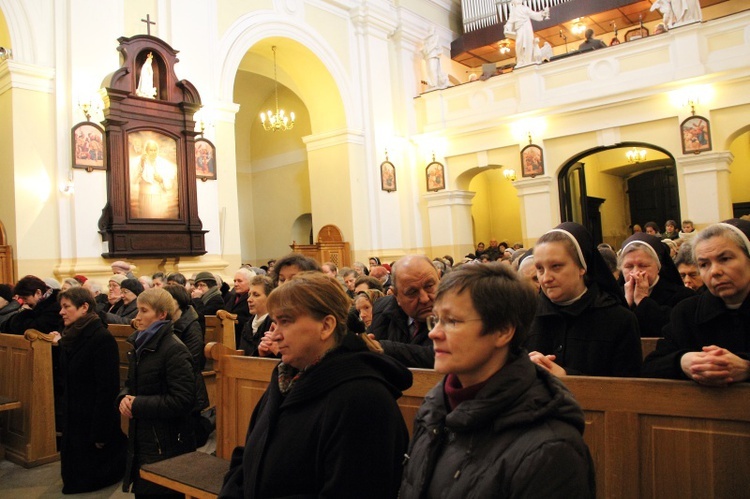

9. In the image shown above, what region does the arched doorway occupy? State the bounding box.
[558,143,677,248]
[225,31,352,265]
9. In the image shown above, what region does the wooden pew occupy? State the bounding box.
[203,311,238,410]
[207,354,750,498]
[641,337,659,360]
[0,330,59,467]
[107,323,135,388]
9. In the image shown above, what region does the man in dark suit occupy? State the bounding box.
[367,255,438,368]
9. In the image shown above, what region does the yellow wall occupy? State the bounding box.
[729,131,750,205]
[469,169,523,247]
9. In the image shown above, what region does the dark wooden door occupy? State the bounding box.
[627,168,680,230]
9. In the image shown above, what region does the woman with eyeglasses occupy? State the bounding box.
[525,222,641,377]
[399,263,594,498]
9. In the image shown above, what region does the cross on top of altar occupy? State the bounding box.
[141,14,156,35]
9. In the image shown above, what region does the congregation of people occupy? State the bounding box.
[1,213,748,497]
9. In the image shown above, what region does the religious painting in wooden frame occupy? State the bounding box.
[380,159,396,192]
[521,144,544,178]
[71,122,105,171]
[127,130,180,220]
[426,160,445,192]
[680,115,712,155]
[195,138,217,181]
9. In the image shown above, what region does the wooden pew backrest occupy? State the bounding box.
[107,323,134,388]
[0,330,59,467]
[210,354,750,499]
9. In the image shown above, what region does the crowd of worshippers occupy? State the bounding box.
[0,215,748,497]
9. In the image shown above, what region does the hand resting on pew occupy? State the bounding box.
[528,351,567,377]
[680,345,750,386]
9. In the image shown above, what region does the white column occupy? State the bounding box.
[513,176,558,246]
[677,151,734,226]
[424,190,475,256]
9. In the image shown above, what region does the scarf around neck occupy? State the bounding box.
[61,312,99,347]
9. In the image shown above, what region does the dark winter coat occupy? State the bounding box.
[104,299,138,325]
[631,278,695,337]
[193,286,225,317]
[59,315,126,494]
[237,314,274,357]
[643,292,750,379]
[399,354,595,499]
[219,333,413,499]
[368,294,434,368]
[119,321,196,494]
[0,299,21,331]
[524,284,642,376]
[6,289,62,334]
[172,306,209,411]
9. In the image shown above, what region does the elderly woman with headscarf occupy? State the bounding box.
[524,222,642,377]
[643,219,750,385]
[618,232,695,337]
[104,278,143,324]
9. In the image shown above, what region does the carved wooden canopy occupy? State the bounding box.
[98,35,206,257]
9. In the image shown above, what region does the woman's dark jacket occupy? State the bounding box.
[119,321,197,494]
[524,284,642,376]
[59,315,126,494]
[643,292,750,379]
[104,299,138,325]
[172,306,210,411]
[193,286,225,317]
[399,354,595,499]
[0,299,21,331]
[6,289,62,334]
[219,334,413,499]
[238,314,274,356]
[631,278,695,337]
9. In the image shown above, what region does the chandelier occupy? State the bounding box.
[626,147,647,164]
[260,46,295,132]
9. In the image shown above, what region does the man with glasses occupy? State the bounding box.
[367,255,438,368]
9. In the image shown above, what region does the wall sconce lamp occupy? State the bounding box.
[503,168,517,182]
[626,147,647,164]
[685,96,699,116]
[0,47,11,60]
[77,98,101,122]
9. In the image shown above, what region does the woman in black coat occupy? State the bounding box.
[118,288,196,497]
[165,284,211,446]
[643,219,750,384]
[56,287,127,494]
[219,272,412,499]
[525,222,642,377]
[619,232,695,337]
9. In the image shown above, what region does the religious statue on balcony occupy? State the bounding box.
[136,52,157,99]
[650,0,702,29]
[422,26,449,90]
[505,0,550,68]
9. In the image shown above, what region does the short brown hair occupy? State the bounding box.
[58,286,96,311]
[435,263,537,352]
[266,272,349,344]
[137,288,177,319]
[250,275,274,296]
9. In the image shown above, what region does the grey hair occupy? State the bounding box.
[236,267,257,281]
[693,224,750,260]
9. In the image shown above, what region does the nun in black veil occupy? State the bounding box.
[618,232,695,338]
[524,222,642,377]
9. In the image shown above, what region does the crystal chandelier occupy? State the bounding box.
[260,46,295,132]
[626,147,647,164]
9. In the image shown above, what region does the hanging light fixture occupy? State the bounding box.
[571,18,586,35]
[260,46,295,132]
[499,39,511,55]
[626,147,647,164]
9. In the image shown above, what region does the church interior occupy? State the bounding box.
[0,0,748,286]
